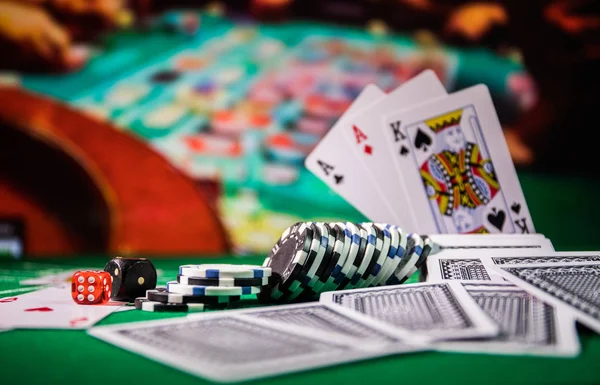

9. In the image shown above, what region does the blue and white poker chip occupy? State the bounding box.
[179,264,271,279]
[334,222,361,290]
[167,281,262,296]
[372,224,401,286]
[362,223,386,287]
[386,233,424,285]
[349,224,376,289]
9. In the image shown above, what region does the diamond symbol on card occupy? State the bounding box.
[25,307,53,312]
[364,145,372,155]
[0,297,18,303]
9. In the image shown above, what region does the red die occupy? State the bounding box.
[71,271,112,305]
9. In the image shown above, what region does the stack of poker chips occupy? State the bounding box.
[261,222,433,302]
[135,264,272,313]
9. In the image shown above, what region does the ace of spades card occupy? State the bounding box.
[384,85,534,235]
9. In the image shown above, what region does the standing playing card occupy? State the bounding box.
[305,85,401,224]
[383,85,534,235]
[0,284,123,329]
[487,259,600,334]
[435,282,580,357]
[344,70,447,229]
[320,281,498,341]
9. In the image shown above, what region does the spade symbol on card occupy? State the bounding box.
[400,146,409,156]
[487,208,506,231]
[334,174,344,184]
[414,129,432,152]
[25,307,53,312]
[511,202,521,214]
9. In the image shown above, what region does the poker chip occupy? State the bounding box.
[405,235,435,281]
[177,275,269,287]
[134,298,208,313]
[263,222,315,300]
[146,288,240,304]
[311,223,339,293]
[351,223,378,289]
[260,221,440,303]
[179,264,271,279]
[374,225,407,287]
[166,281,262,296]
[386,233,424,285]
[362,223,386,287]
[335,222,362,290]
[345,225,369,289]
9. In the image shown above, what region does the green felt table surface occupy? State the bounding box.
[2,171,600,385]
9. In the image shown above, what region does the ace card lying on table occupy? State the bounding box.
[0,284,123,329]
[383,85,534,234]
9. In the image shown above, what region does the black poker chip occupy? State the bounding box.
[134,298,214,313]
[264,222,315,300]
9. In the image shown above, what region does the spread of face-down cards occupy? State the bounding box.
[306,72,535,236]
[423,233,555,282]
[88,308,423,383]
[485,255,600,334]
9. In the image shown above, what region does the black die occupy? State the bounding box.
[104,257,157,301]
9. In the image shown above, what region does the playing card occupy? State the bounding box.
[227,302,402,347]
[427,234,554,253]
[305,84,401,224]
[0,284,123,329]
[486,258,600,334]
[20,268,95,286]
[344,70,447,229]
[320,281,498,341]
[426,239,559,283]
[435,282,580,357]
[384,85,534,234]
[88,313,398,383]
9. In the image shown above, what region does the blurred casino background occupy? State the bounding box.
[0,0,596,258]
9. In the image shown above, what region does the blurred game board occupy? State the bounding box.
[18,11,526,254]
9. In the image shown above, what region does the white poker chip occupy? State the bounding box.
[179,264,272,279]
[166,281,261,296]
[326,222,351,290]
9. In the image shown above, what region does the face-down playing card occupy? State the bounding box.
[383,85,534,235]
[320,281,498,342]
[88,312,406,383]
[425,242,570,283]
[435,281,580,357]
[487,258,600,334]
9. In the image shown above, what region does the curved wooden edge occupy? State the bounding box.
[0,85,231,255]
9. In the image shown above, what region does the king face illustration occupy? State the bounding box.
[419,108,500,233]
